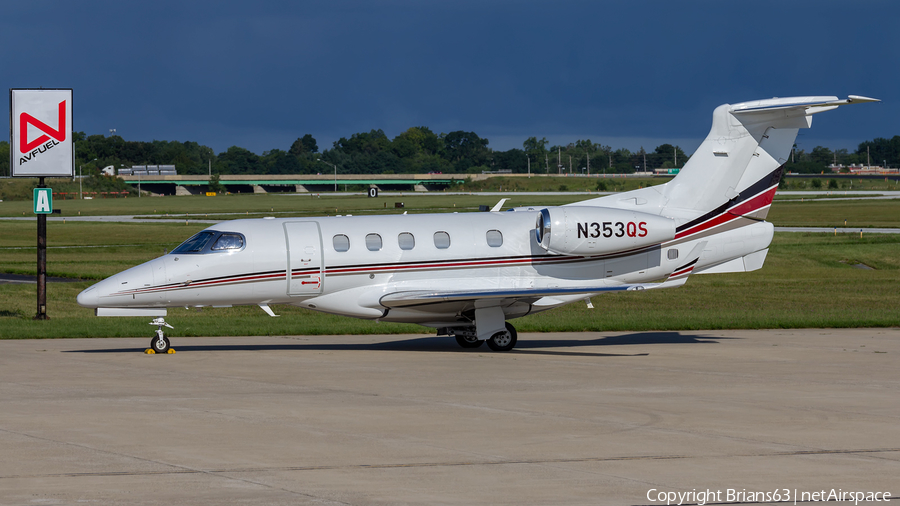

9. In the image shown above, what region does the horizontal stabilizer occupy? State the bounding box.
[731,95,879,117]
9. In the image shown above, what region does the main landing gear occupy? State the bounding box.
[148,317,175,354]
[449,322,518,352]
[486,323,517,352]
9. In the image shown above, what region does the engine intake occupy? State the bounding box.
[535,206,675,256]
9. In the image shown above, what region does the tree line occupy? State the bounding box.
[1,130,898,178]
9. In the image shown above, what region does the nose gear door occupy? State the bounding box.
[283,222,323,296]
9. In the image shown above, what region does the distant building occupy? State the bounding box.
[829,163,898,175]
[118,165,177,176]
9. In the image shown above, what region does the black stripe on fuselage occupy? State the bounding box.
[675,165,784,234]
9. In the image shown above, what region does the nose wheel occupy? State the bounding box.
[150,334,170,353]
[148,318,174,354]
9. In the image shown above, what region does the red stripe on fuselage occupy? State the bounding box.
[727,186,777,217]
[673,185,776,240]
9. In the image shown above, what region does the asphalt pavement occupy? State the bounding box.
[1,329,897,505]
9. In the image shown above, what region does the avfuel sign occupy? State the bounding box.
[10,89,74,178]
[10,88,72,320]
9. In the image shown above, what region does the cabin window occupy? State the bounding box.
[365,233,382,251]
[211,233,244,251]
[433,231,450,249]
[333,234,350,252]
[398,232,415,250]
[486,230,503,247]
[667,248,679,260]
[171,231,217,254]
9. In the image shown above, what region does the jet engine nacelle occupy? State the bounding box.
[535,206,676,256]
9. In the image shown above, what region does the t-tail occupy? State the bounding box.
[573,95,879,275]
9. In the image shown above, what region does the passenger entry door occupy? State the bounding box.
[283,222,323,296]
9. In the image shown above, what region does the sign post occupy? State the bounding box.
[35,180,49,319]
[10,88,74,320]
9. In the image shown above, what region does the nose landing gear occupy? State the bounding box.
[148,318,174,354]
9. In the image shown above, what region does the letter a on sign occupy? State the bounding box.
[34,188,53,214]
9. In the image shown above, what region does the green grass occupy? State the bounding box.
[767,199,900,228]
[0,191,588,218]
[2,194,899,339]
[457,175,669,193]
[781,176,900,191]
[1,231,898,339]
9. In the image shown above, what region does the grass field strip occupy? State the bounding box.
[775,227,900,234]
[777,196,900,202]
[0,244,148,250]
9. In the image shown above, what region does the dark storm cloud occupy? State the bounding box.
[1,0,896,155]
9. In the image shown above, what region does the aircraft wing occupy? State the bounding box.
[379,241,707,309]
[380,284,636,309]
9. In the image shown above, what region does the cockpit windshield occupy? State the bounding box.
[171,231,245,254]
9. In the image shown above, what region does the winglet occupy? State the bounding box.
[491,198,510,212]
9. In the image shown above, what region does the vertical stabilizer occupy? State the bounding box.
[572,95,879,227]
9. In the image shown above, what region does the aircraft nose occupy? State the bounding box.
[76,285,99,308]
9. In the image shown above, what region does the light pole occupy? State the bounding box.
[80,158,97,199]
[317,158,338,192]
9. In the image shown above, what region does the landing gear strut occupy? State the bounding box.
[149,317,174,354]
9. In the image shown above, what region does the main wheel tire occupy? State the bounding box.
[455,335,484,349]
[150,335,170,354]
[486,322,517,352]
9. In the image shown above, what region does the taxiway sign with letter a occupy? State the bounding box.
[34,188,53,214]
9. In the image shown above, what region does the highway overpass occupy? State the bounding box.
[118,174,465,195]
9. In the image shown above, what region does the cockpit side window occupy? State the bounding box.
[211,233,244,251]
[171,231,245,254]
[172,231,217,254]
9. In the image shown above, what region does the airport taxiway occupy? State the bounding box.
[1,329,897,505]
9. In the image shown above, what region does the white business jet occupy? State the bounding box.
[77,95,878,353]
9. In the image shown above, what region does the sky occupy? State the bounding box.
[2,0,897,157]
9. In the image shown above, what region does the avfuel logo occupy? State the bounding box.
[9,88,74,178]
[19,99,66,164]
